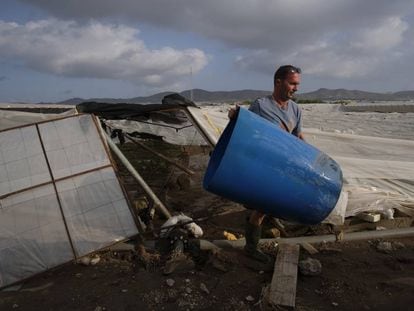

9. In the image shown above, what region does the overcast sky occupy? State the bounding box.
[1,0,414,103]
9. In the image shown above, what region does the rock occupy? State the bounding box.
[376,241,393,253]
[185,287,192,294]
[200,283,210,294]
[264,228,280,238]
[393,241,405,249]
[382,208,394,219]
[78,256,91,266]
[166,279,175,287]
[299,257,322,276]
[245,295,255,302]
[90,255,101,266]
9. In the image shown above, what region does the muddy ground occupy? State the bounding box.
[1,142,413,310]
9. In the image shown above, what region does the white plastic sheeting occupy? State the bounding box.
[0,184,73,289]
[0,114,138,288]
[38,115,109,179]
[305,129,414,222]
[0,106,76,131]
[56,168,138,256]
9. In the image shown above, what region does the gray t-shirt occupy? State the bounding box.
[249,95,302,136]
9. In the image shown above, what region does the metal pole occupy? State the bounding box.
[103,131,172,219]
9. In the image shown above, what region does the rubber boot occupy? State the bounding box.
[244,221,271,263]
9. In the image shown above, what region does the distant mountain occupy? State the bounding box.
[56,88,414,105]
[180,89,271,102]
[296,88,414,101]
[297,88,390,101]
[57,89,270,105]
[391,90,414,100]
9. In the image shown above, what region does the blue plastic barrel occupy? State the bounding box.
[203,108,343,224]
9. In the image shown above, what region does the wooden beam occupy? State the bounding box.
[266,243,300,308]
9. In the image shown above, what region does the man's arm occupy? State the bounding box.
[297,132,305,141]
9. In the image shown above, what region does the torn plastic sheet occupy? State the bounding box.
[344,185,414,217]
[0,114,138,289]
[104,118,206,146]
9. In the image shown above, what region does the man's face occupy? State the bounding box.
[277,72,301,100]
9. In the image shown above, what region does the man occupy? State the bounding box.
[229,65,304,263]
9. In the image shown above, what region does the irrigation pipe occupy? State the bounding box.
[209,226,414,250]
[133,227,414,251]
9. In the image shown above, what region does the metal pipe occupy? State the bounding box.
[103,131,172,219]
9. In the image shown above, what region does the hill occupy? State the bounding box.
[297,88,414,101]
[56,88,414,105]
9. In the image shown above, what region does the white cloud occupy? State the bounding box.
[9,0,414,93]
[19,1,413,48]
[351,17,408,51]
[235,13,411,79]
[0,19,208,88]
